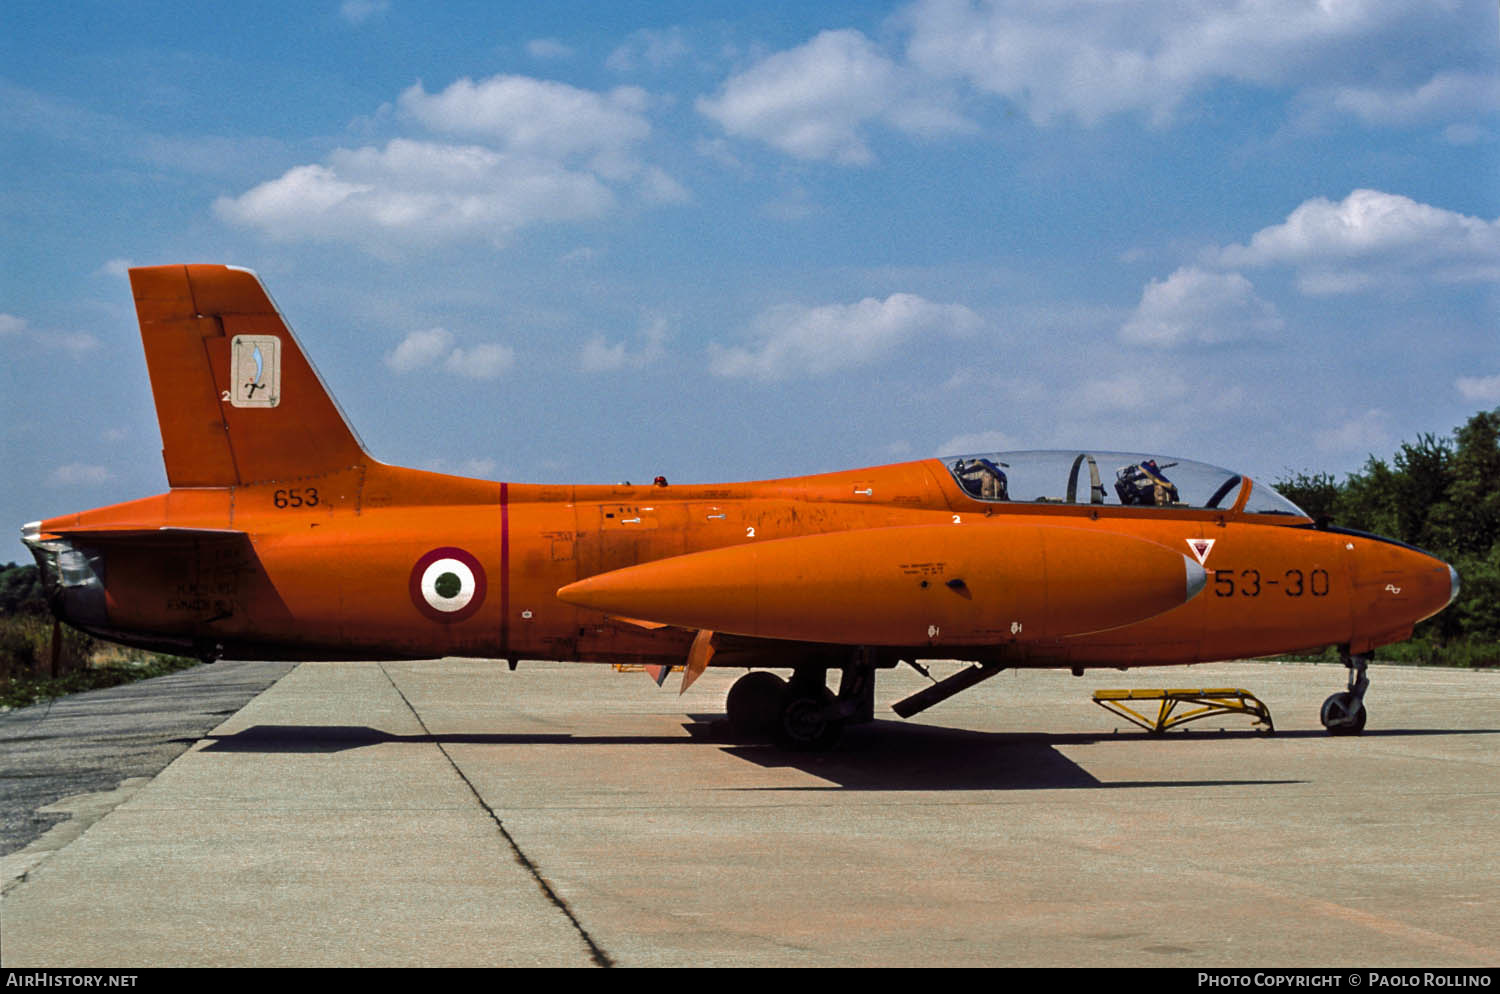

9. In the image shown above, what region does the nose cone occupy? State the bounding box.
[1351,538,1458,648]
[1403,549,1460,624]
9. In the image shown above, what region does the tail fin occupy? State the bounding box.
[130,264,370,487]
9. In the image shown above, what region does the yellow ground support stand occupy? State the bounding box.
[612,664,683,673]
[1092,688,1274,734]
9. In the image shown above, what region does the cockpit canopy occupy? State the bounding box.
[944,450,1309,517]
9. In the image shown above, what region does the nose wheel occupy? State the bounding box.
[1321,649,1370,735]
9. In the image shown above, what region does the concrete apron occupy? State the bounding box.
[2,658,1497,967]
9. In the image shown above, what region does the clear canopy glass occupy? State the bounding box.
[943,450,1309,517]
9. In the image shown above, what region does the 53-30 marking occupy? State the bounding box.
[1213,568,1329,598]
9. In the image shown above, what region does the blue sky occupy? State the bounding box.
[3,0,1498,561]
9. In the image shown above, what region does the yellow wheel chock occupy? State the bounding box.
[1092,688,1274,734]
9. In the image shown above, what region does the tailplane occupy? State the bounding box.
[130,264,369,487]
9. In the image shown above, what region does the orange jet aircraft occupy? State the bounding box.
[23,265,1459,748]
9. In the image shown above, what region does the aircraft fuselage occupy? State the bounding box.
[28,457,1454,670]
[22,265,1459,745]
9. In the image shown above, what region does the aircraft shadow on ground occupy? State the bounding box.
[198,720,1499,791]
[720,721,1500,791]
[198,724,695,753]
[715,720,1297,791]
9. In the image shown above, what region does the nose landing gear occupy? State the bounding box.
[1321,648,1370,735]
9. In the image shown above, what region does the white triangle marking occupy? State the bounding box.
[1187,538,1216,566]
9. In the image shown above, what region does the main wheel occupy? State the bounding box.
[726,671,787,737]
[774,687,843,752]
[1320,692,1367,735]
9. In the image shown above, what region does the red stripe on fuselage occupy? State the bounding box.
[500,481,510,656]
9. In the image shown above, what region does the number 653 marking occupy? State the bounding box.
[273,487,319,509]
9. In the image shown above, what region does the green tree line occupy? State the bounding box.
[1275,408,1499,664]
[0,561,45,616]
[1,561,105,692]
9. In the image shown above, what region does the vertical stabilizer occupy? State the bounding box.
[130,264,369,488]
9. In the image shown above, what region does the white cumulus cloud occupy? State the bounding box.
[903,0,1425,126]
[1120,267,1283,347]
[525,39,574,60]
[580,316,668,373]
[697,29,969,165]
[397,76,650,163]
[48,463,112,486]
[215,139,615,249]
[387,328,513,379]
[1456,374,1500,404]
[0,313,100,356]
[218,74,686,253]
[1315,408,1391,453]
[1068,370,1191,415]
[445,343,515,379]
[386,327,455,372]
[937,429,1017,455]
[1309,70,1500,129]
[607,27,691,73]
[1217,189,1500,294]
[710,293,983,379]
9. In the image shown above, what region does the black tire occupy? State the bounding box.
[726,671,787,737]
[1320,692,1367,735]
[774,686,842,752]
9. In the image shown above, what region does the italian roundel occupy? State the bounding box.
[409,547,487,623]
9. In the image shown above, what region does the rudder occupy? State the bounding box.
[130,264,369,488]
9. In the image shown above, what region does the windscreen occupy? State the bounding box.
[944,450,1309,516]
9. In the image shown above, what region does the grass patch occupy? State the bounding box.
[0,613,199,710]
[1,655,202,710]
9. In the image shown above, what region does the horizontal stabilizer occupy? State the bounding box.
[41,525,247,541]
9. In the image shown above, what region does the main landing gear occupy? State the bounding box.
[1320,647,1370,735]
[726,653,879,751]
[725,671,787,737]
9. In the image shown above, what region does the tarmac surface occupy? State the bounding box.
[0,660,295,855]
[1,657,1496,967]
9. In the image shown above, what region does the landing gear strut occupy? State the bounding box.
[1320,648,1370,735]
[775,669,841,751]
